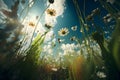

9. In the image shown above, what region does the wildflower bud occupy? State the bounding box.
[70,36,76,41]
[71,26,77,31]
[45,23,52,29]
[103,14,112,23]
[84,24,89,31]
[58,38,61,43]
[58,38,64,43]
[19,41,22,44]
[86,15,93,21]
[92,8,100,15]
[49,0,54,4]
[106,13,111,17]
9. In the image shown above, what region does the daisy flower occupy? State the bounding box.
[46,9,56,16]
[28,21,35,27]
[58,27,69,36]
[71,26,77,31]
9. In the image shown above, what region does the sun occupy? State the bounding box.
[21,14,38,29]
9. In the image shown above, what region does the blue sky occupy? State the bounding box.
[0,0,116,57]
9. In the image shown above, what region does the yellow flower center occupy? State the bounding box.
[29,22,35,27]
[62,30,66,34]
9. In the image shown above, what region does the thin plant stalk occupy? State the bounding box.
[19,0,35,20]
[29,4,50,47]
[16,0,36,54]
[72,0,88,40]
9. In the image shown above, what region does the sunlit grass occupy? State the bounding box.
[0,0,120,80]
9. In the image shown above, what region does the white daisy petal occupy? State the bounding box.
[58,27,69,36]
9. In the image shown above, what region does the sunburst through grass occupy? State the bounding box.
[0,0,120,80]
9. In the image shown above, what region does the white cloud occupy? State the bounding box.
[45,0,66,26]
[43,44,53,54]
[52,38,56,43]
[61,43,79,55]
[44,30,54,42]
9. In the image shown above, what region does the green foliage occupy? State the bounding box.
[0,0,120,80]
[18,34,45,80]
[109,18,120,70]
[25,34,45,65]
[0,34,45,80]
[113,20,120,70]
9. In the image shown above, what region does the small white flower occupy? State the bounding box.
[58,27,69,36]
[46,8,56,16]
[51,67,58,71]
[71,26,77,31]
[97,71,106,78]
